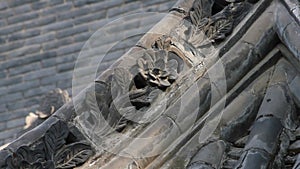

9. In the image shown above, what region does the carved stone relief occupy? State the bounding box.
[106,49,182,132]
[1,0,300,168]
[4,121,93,169]
[178,0,253,48]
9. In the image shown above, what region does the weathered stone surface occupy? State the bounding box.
[2,0,300,169]
[256,85,290,120]
[227,148,243,160]
[289,76,300,107]
[170,0,195,16]
[233,56,298,169]
[245,117,282,154]
[282,0,300,24]
[220,95,260,143]
[235,149,270,169]
[271,59,298,84]
[187,140,226,169]
[87,1,300,168]
[234,136,249,148]
[222,159,239,169]
[292,154,300,169]
[283,21,300,60]
[275,3,294,36]
[289,140,300,153]
[276,2,300,60]
[151,56,276,169]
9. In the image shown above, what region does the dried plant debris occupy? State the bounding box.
[23,89,70,133]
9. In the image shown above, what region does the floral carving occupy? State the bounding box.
[189,0,214,26]
[136,50,178,90]
[55,142,93,169]
[187,1,252,44]
[5,121,93,169]
[105,49,181,132]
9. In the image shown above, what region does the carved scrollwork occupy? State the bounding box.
[5,121,93,169]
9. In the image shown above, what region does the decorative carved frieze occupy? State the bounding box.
[106,49,181,132]
[186,0,252,47]
[4,121,93,169]
[1,0,300,169]
[135,50,179,90]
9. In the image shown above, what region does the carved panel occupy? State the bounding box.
[4,121,93,169]
[3,0,299,169]
[106,49,182,132]
[185,1,253,47]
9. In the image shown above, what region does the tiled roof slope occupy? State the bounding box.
[0,0,176,146]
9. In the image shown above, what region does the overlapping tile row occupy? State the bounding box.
[0,0,299,168]
[74,0,275,168]
[180,57,300,169]
[177,65,293,169]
